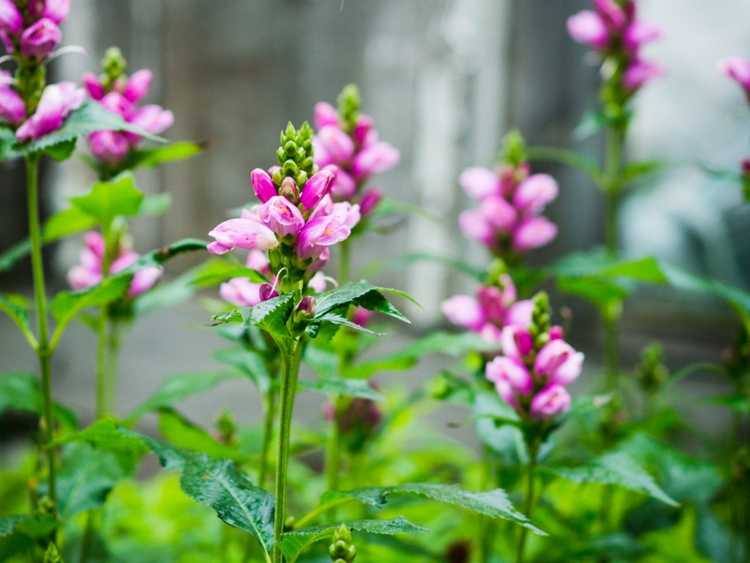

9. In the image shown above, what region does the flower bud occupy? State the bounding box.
[122,69,153,103]
[278,176,300,203]
[250,168,277,203]
[20,18,62,60]
[313,101,339,129]
[83,72,106,100]
[0,82,26,125]
[567,10,609,50]
[0,0,22,35]
[300,167,335,209]
[530,384,571,419]
[329,524,357,563]
[359,187,383,216]
[623,59,663,92]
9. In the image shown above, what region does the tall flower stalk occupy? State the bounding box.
[567,0,662,384]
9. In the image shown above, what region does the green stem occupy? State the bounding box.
[95,308,108,419]
[272,339,302,563]
[515,440,539,563]
[339,239,351,284]
[478,446,496,563]
[26,155,57,509]
[324,398,341,493]
[258,387,277,490]
[106,319,121,417]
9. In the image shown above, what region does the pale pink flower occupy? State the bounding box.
[16,82,85,142]
[530,384,571,418]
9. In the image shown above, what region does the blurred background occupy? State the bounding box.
[1,0,749,442]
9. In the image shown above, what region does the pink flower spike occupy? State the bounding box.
[441,294,485,332]
[459,166,500,200]
[258,196,305,237]
[122,69,153,103]
[535,339,584,385]
[20,18,62,60]
[317,125,354,163]
[88,131,130,164]
[300,168,335,210]
[0,85,26,125]
[313,101,339,129]
[207,217,278,255]
[505,299,533,328]
[250,168,277,203]
[16,82,85,142]
[352,141,399,179]
[129,266,162,297]
[43,0,70,24]
[623,59,663,91]
[512,217,557,252]
[720,57,750,94]
[531,384,571,419]
[330,168,356,200]
[485,356,533,395]
[359,187,383,216]
[513,174,559,214]
[83,73,105,100]
[567,10,609,50]
[0,0,22,35]
[623,21,663,52]
[501,325,534,360]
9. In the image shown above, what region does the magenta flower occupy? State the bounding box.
[122,69,152,103]
[486,356,534,400]
[300,168,336,210]
[88,130,130,165]
[0,0,22,35]
[442,294,485,332]
[207,209,279,255]
[258,195,306,237]
[352,306,374,328]
[0,71,26,125]
[566,11,609,50]
[313,101,339,129]
[530,384,571,419]
[359,187,383,216]
[513,174,559,214]
[220,278,277,308]
[246,249,271,276]
[41,0,70,25]
[296,198,360,260]
[512,217,558,252]
[317,125,355,163]
[501,325,534,360]
[352,141,400,179]
[20,18,62,59]
[250,168,277,203]
[534,339,584,385]
[83,73,106,100]
[623,59,663,91]
[460,166,502,200]
[720,56,750,99]
[128,104,174,137]
[16,82,84,142]
[623,20,662,52]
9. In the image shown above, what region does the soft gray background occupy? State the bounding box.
[1,0,748,440]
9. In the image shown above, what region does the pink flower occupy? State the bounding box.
[250,168,277,203]
[129,104,174,136]
[258,196,305,237]
[220,278,276,307]
[567,10,609,50]
[300,168,335,210]
[83,73,105,100]
[720,56,750,95]
[122,69,152,103]
[20,18,61,59]
[296,200,360,259]
[505,299,533,328]
[530,384,571,419]
[352,141,400,179]
[330,169,356,200]
[246,249,270,276]
[534,339,584,385]
[100,91,135,120]
[317,125,354,163]
[16,82,85,142]
[313,101,339,129]
[459,166,499,200]
[512,217,557,252]
[623,59,663,91]
[359,187,383,216]
[42,0,70,25]
[623,21,662,52]
[480,196,517,231]
[0,75,26,125]
[353,114,373,145]
[458,208,495,247]
[441,295,484,332]
[477,285,511,325]
[593,0,626,30]
[0,0,22,35]
[129,266,162,297]
[501,325,534,360]
[207,211,279,255]
[353,306,374,327]
[486,356,533,397]
[513,174,558,214]
[308,271,328,293]
[88,130,130,164]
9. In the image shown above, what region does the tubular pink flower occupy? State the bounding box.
[513,174,559,214]
[0,0,22,35]
[16,82,85,142]
[501,325,534,360]
[352,141,399,179]
[312,135,333,167]
[623,59,663,91]
[100,91,135,120]
[313,101,339,129]
[353,307,374,328]
[441,294,485,332]
[296,201,360,259]
[567,10,609,50]
[330,168,356,200]
[720,56,750,94]
[477,286,509,325]
[512,217,557,252]
[530,384,571,419]
[250,168,277,203]
[593,0,626,30]
[43,0,70,24]
[317,125,354,163]
[534,339,584,385]
[623,20,662,52]
[20,18,61,59]
[129,266,162,297]
[258,195,306,237]
[207,214,279,255]
[549,325,565,341]
[220,278,271,307]
[459,166,499,200]
[459,208,495,247]
[359,187,383,216]
[486,356,533,396]
[87,130,130,164]
[300,168,335,210]
[128,104,174,136]
[480,196,517,231]
[505,299,533,328]
[83,73,105,100]
[122,69,152,103]
[67,265,100,290]
[0,76,26,125]
[246,249,270,276]
[308,271,328,293]
[353,114,373,146]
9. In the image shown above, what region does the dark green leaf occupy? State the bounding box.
[550,250,667,283]
[315,311,381,336]
[299,375,383,400]
[71,173,144,226]
[249,293,295,340]
[191,257,267,288]
[0,293,36,348]
[157,408,247,462]
[0,372,77,428]
[323,483,544,535]
[706,392,750,413]
[314,281,410,324]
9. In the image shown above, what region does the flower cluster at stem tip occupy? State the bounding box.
[209,121,361,304]
[0,0,85,141]
[485,292,584,421]
[83,47,174,167]
[458,130,558,258]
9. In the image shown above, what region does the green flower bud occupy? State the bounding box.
[329,524,356,562]
[530,291,551,348]
[337,83,361,133]
[102,46,127,87]
[485,259,508,286]
[215,410,238,445]
[500,129,527,167]
[43,543,63,563]
[634,343,669,393]
[276,121,315,178]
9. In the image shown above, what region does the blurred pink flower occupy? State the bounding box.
[16,82,84,141]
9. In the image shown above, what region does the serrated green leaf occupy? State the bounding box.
[128,371,242,421]
[546,451,678,507]
[314,281,410,324]
[315,311,381,336]
[0,372,77,428]
[157,408,247,462]
[71,172,144,226]
[0,125,18,160]
[0,293,37,348]
[323,483,545,535]
[303,345,339,379]
[281,518,426,562]
[249,293,295,340]
[16,100,164,156]
[299,375,383,400]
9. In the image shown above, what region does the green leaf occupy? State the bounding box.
[315,311,381,336]
[557,276,629,308]
[17,100,164,157]
[71,172,144,226]
[621,160,664,186]
[281,518,426,562]
[323,483,545,535]
[139,192,172,216]
[299,375,383,400]
[659,262,750,314]
[303,345,339,379]
[157,408,247,462]
[126,141,203,170]
[0,372,78,429]
[213,347,273,393]
[128,371,242,421]
[61,418,149,469]
[526,145,604,186]
[249,293,295,340]
[0,125,18,160]
[546,451,679,507]
[191,257,267,288]
[550,250,667,283]
[0,293,37,348]
[314,281,410,324]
